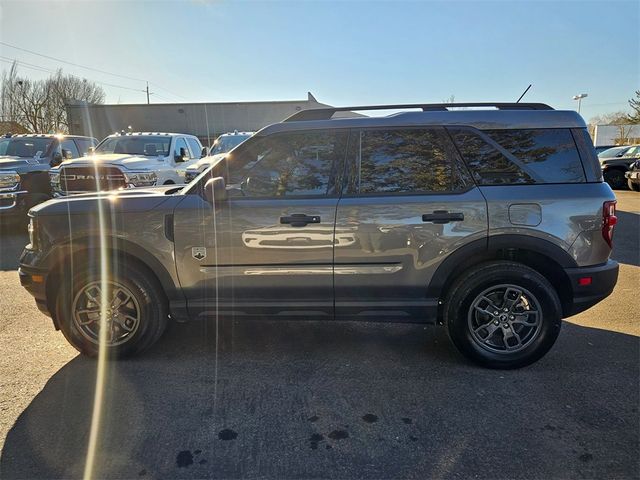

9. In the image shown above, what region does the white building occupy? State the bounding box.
[592,124,640,146]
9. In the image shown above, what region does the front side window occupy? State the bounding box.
[450,128,585,185]
[174,138,191,160]
[59,139,80,158]
[186,137,203,158]
[347,128,470,195]
[227,130,348,198]
[95,136,171,156]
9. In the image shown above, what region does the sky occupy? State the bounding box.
[0,0,638,121]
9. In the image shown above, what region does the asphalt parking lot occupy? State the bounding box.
[0,192,638,479]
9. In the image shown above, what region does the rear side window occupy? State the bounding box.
[186,137,203,158]
[347,128,471,194]
[449,128,586,185]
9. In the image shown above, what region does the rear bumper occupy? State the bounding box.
[563,260,619,317]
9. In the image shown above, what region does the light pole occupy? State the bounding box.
[573,93,588,113]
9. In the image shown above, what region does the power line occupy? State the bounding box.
[0,41,185,100]
[0,57,146,93]
[0,40,146,83]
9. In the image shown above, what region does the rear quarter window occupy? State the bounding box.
[449,128,586,185]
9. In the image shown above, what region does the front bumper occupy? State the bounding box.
[0,189,31,217]
[19,262,52,319]
[563,260,619,316]
[624,170,640,183]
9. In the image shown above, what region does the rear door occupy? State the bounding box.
[334,127,488,320]
[173,129,349,317]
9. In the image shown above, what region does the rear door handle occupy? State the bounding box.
[422,210,465,224]
[280,214,321,227]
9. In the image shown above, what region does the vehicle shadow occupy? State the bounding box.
[1,320,638,479]
[612,210,639,267]
[0,227,28,272]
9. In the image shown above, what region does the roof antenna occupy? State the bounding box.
[516,84,532,103]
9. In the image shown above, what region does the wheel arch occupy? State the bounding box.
[429,235,578,321]
[45,236,183,327]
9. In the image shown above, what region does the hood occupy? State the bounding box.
[31,184,181,216]
[61,153,164,170]
[0,155,43,171]
[187,153,225,171]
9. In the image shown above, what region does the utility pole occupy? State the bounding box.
[146,82,150,104]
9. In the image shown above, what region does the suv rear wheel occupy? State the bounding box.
[444,261,562,369]
[55,261,168,358]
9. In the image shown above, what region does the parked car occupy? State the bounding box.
[600,144,640,189]
[625,159,640,191]
[0,133,97,222]
[49,132,205,195]
[184,131,253,183]
[20,102,618,369]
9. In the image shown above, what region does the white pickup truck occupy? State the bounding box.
[50,132,205,195]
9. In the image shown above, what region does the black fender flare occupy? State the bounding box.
[426,234,578,301]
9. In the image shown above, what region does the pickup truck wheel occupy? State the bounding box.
[55,262,168,358]
[604,169,627,190]
[628,180,640,192]
[444,261,562,369]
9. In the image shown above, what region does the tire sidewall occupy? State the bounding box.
[447,264,561,369]
[56,263,162,358]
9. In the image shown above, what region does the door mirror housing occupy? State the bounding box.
[201,146,208,158]
[204,176,227,204]
[175,147,188,162]
[87,147,95,155]
[62,149,73,159]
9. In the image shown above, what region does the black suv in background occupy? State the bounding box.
[0,134,97,222]
[599,144,640,189]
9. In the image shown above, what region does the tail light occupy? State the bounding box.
[602,200,617,248]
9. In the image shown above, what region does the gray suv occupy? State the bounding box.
[19,103,619,368]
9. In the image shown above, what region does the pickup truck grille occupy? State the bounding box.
[59,166,126,193]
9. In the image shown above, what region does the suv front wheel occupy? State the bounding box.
[444,261,562,369]
[55,261,168,358]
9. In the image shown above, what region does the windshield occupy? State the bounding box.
[598,146,630,158]
[0,137,54,157]
[622,145,640,157]
[95,136,171,156]
[209,134,251,155]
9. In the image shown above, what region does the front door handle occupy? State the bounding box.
[280,214,321,227]
[422,210,464,224]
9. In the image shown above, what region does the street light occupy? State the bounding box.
[573,93,588,113]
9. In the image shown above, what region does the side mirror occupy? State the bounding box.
[204,176,227,204]
[175,147,188,162]
[51,151,63,166]
[201,147,208,158]
[88,147,95,155]
[62,149,73,159]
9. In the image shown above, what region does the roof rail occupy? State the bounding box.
[283,102,554,122]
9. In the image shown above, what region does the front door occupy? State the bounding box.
[334,127,488,320]
[173,129,349,318]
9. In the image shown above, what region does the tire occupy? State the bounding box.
[604,169,628,190]
[444,261,562,369]
[628,179,640,192]
[55,260,168,358]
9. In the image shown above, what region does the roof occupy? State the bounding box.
[258,103,587,136]
[106,132,199,138]
[10,133,96,139]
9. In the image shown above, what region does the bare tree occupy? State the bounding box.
[0,63,105,133]
[628,90,640,123]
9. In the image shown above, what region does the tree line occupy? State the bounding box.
[0,62,105,134]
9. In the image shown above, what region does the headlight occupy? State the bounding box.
[28,216,38,250]
[49,170,60,191]
[0,170,20,189]
[123,171,157,187]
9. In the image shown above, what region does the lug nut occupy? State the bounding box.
[509,315,515,320]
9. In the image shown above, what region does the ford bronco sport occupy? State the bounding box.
[19,103,619,368]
